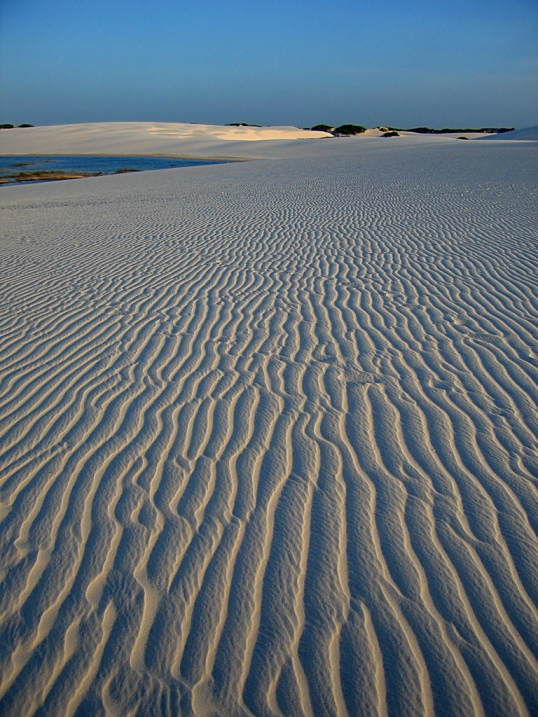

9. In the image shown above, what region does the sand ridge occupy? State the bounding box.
[0,122,333,159]
[0,121,503,162]
[0,132,537,716]
[480,126,538,141]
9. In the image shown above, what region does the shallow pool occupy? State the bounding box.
[0,155,228,185]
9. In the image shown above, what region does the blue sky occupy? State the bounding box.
[1,0,536,128]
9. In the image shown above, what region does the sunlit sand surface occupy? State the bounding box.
[1,124,537,716]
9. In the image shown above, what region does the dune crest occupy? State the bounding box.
[0,132,537,716]
[480,125,538,141]
[0,121,332,158]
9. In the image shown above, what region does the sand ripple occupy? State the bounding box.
[0,141,537,716]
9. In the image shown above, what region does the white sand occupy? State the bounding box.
[0,124,537,717]
[480,125,538,141]
[0,122,333,160]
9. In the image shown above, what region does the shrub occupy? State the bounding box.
[310,124,334,132]
[18,124,34,128]
[0,124,14,129]
[407,127,432,134]
[382,131,399,137]
[334,124,366,135]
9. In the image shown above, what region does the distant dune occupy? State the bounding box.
[0,125,537,716]
[0,122,333,159]
[479,125,538,141]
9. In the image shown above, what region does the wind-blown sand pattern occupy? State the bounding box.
[0,128,537,716]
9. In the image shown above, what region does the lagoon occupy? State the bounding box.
[0,155,228,185]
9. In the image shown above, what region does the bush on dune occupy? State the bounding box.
[307,124,368,136]
[334,124,367,135]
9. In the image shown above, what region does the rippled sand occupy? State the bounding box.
[1,130,537,716]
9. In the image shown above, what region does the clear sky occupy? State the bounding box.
[1,0,536,128]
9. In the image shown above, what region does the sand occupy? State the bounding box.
[0,122,333,160]
[0,124,537,717]
[480,126,538,141]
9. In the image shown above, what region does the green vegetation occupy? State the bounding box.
[225,122,261,127]
[306,123,515,137]
[334,124,366,135]
[0,123,34,129]
[0,170,101,184]
[306,124,366,136]
[388,126,514,134]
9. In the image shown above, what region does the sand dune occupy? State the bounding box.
[480,126,538,141]
[0,122,333,160]
[0,127,537,716]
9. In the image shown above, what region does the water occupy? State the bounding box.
[0,155,228,186]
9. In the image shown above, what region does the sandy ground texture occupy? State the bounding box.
[0,122,333,160]
[0,124,537,717]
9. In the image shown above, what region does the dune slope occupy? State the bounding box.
[0,137,537,716]
[0,121,333,159]
[480,126,538,141]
